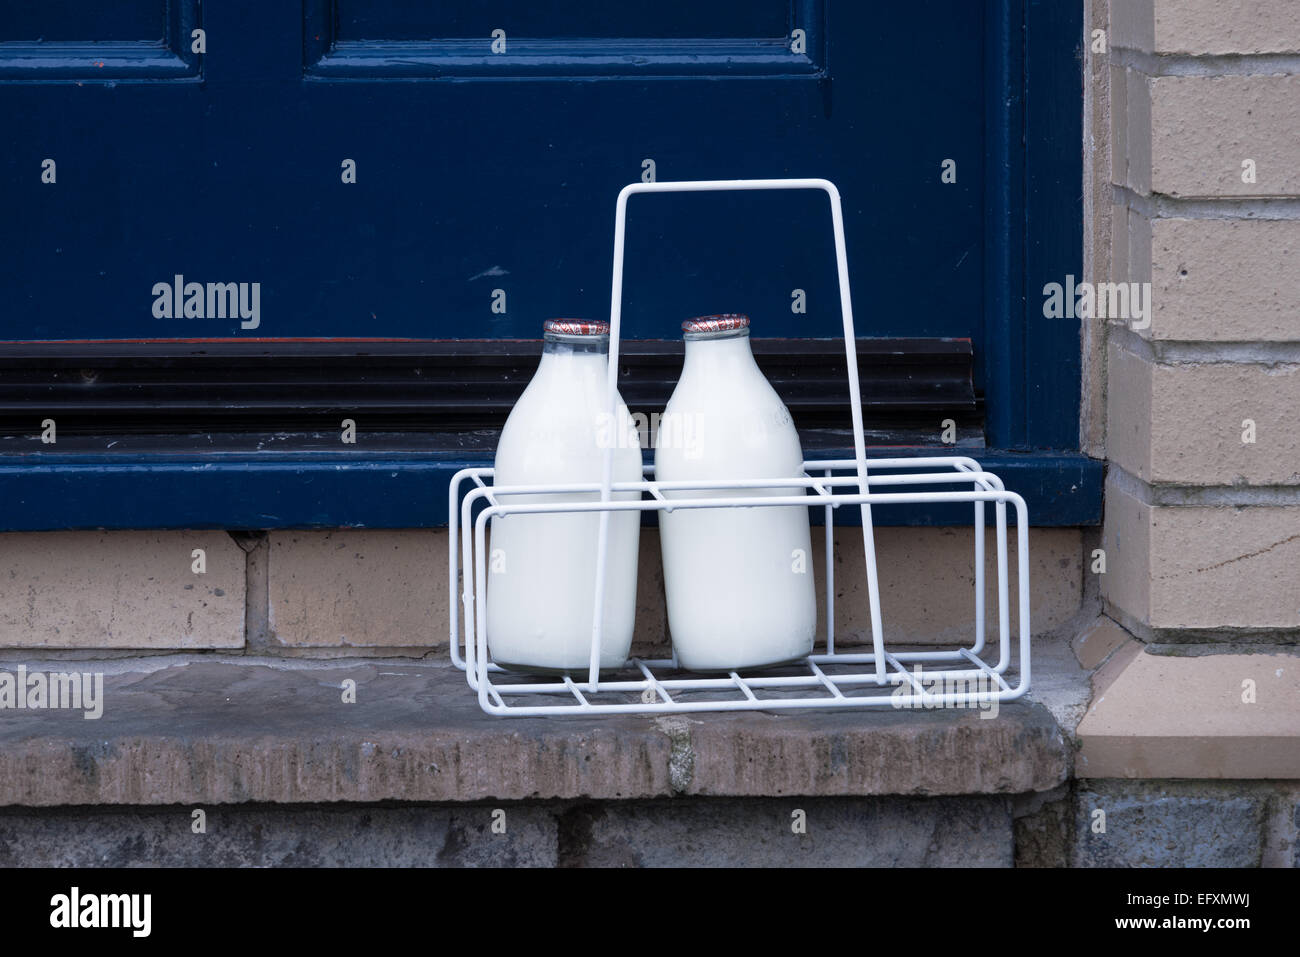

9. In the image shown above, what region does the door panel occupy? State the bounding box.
[335,0,796,40]
[1,1,166,41]
[0,0,199,78]
[306,0,823,78]
[2,0,980,346]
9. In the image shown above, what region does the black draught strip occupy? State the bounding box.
[0,338,979,440]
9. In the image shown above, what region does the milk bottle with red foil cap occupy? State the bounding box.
[487,320,641,672]
[655,314,816,670]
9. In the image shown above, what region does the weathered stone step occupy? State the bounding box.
[0,659,1069,806]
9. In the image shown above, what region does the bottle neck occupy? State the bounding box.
[535,334,611,399]
[542,333,609,359]
[682,330,758,374]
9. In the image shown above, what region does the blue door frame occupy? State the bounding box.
[0,1,1097,530]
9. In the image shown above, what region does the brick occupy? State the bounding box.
[1105,342,1153,483]
[1129,203,1152,287]
[1110,0,1154,53]
[1102,478,1300,631]
[1151,218,1300,342]
[1100,478,1153,626]
[0,804,557,867]
[0,531,243,649]
[271,523,1081,655]
[273,528,668,653]
[1149,362,1300,485]
[1107,343,1300,485]
[1151,498,1300,630]
[1127,68,1153,195]
[269,530,442,647]
[1154,0,1300,55]
[463,523,1078,658]
[1111,67,1153,195]
[565,796,1013,867]
[1151,75,1300,198]
[1110,201,1130,280]
[1077,647,1300,778]
[1109,66,1129,190]
[1074,781,1266,866]
[810,527,1082,648]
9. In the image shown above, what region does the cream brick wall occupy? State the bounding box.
[267,530,445,648]
[1112,73,1300,201]
[268,526,1083,653]
[1146,361,1300,486]
[1098,478,1151,627]
[1114,0,1300,56]
[1102,480,1300,634]
[1151,75,1300,198]
[0,523,1084,654]
[1146,500,1300,630]
[1111,66,1152,195]
[1103,0,1300,637]
[0,531,244,649]
[1110,0,1155,53]
[1104,342,1153,483]
[809,527,1083,649]
[1153,0,1300,55]
[1150,218,1300,342]
[1107,341,1300,486]
[267,528,669,653]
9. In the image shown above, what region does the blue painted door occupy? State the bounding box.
[0,1,1091,530]
[2,3,993,343]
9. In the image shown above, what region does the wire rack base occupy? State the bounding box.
[449,456,1030,717]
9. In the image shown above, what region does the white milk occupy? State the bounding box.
[487,321,641,672]
[655,315,816,671]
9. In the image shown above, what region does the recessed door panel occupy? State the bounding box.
[1,0,982,347]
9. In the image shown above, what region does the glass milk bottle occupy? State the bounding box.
[655,315,817,671]
[487,320,641,672]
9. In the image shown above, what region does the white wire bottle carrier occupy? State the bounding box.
[449,178,1030,717]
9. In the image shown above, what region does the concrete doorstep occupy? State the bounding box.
[0,658,1071,807]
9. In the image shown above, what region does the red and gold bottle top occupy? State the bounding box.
[543,319,610,335]
[682,314,750,334]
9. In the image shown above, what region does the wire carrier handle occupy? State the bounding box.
[584,179,887,689]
